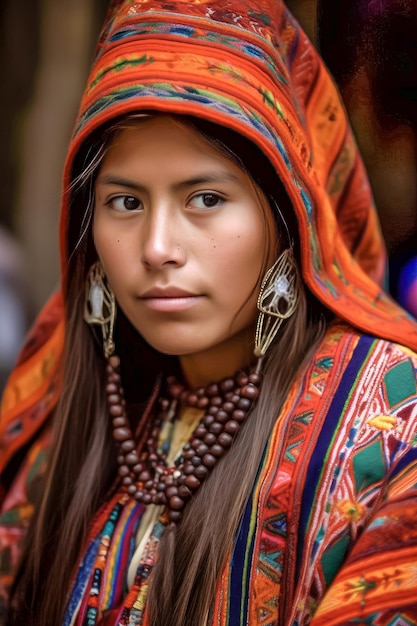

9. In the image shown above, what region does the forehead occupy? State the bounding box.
[98,116,251,181]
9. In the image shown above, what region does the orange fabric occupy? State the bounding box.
[0,293,63,474]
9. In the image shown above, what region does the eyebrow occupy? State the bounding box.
[95,171,242,191]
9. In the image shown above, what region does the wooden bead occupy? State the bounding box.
[169,495,185,511]
[206,383,219,397]
[241,384,259,399]
[197,397,209,409]
[223,402,235,414]
[184,474,201,490]
[152,492,164,505]
[105,382,118,394]
[169,383,183,399]
[194,464,209,480]
[107,393,121,405]
[249,372,261,384]
[169,510,182,522]
[237,397,251,411]
[166,485,178,499]
[204,433,216,446]
[178,484,192,499]
[121,440,135,453]
[184,463,195,475]
[202,453,216,469]
[236,372,248,386]
[108,355,120,368]
[218,432,233,448]
[196,443,209,456]
[113,416,127,428]
[109,404,124,417]
[113,427,132,441]
[203,414,215,427]
[156,492,167,505]
[225,420,239,434]
[220,378,234,391]
[232,409,246,422]
[210,444,224,457]
[209,422,223,435]
[194,425,207,438]
[213,410,227,424]
[187,393,198,406]
[125,451,139,465]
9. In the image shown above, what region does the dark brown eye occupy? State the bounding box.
[189,193,223,210]
[110,195,142,212]
[202,194,220,207]
[123,196,140,211]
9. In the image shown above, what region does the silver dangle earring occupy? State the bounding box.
[84,262,116,358]
[254,248,299,357]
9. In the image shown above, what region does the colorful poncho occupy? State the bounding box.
[1,0,417,624]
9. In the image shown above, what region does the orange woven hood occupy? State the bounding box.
[2,0,417,472]
[60,0,417,347]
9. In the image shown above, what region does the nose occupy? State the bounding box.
[140,203,186,270]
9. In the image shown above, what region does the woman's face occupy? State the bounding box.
[93,116,276,383]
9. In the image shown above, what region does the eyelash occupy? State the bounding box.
[106,195,142,212]
[105,192,225,213]
[187,192,225,210]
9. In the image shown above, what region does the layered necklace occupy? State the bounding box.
[105,355,262,522]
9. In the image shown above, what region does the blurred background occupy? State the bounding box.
[0,0,416,391]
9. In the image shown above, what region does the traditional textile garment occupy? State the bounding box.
[1,0,417,624]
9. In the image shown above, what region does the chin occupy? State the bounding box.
[139,332,216,358]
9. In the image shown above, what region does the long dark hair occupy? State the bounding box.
[9,114,331,625]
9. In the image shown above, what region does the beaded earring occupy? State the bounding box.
[84,262,116,358]
[254,248,299,357]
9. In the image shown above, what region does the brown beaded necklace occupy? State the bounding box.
[106,355,262,522]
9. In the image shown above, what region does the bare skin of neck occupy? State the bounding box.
[179,325,256,388]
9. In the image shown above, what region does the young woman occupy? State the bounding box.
[1,1,417,624]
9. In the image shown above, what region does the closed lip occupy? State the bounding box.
[138,286,202,311]
[139,286,199,299]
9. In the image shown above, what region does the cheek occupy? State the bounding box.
[219,226,266,305]
[94,218,127,272]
